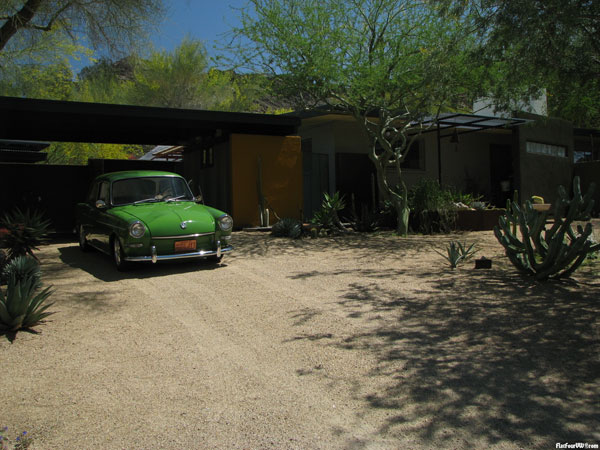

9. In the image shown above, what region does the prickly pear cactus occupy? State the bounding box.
[494,177,599,280]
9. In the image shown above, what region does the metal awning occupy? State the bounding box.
[416,113,530,184]
[419,112,529,137]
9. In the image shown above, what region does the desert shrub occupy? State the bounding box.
[449,187,483,208]
[408,179,457,233]
[271,218,303,239]
[0,427,33,450]
[0,208,50,261]
[347,194,378,232]
[0,256,53,332]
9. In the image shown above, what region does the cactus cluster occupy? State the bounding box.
[494,177,599,280]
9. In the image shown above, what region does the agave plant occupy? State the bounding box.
[311,191,349,233]
[0,256,53,332]
[436,241,478,269]
[2,256,42,288]
[0,249,7,284]
[271,218,303,239]
[0,208,51,261]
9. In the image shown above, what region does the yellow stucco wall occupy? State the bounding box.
[230,133,302,227]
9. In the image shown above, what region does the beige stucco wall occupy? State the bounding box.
[436,131,513,196]
[300,117,521,198]
[299,118,437,192]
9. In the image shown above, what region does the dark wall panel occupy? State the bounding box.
[574,161,600,216]
[0,160,183,233]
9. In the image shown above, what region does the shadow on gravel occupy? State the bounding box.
[284,240,600,447]
[228,230,466,261]
[55,244,225,282]
[332,268,600,447]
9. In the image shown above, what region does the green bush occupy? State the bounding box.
[0,256,54,332]
[271,218,303,239]
[408,179,457,234]
[0,208,50,261]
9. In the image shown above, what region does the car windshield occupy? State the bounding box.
[112,176,194,206]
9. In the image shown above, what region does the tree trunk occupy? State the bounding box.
[356,113,412,236]
[0,0,45,52]
[370,153,410,236]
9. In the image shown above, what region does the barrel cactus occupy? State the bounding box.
[494,177,599,280]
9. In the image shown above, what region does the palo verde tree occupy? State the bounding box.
[228,0,480,235]
[0,0,164,66]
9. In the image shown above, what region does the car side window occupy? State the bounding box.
[98,182,110,203]
[87,182,98,203]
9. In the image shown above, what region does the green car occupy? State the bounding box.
[76,170,233,270]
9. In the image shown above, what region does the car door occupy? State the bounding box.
[78,181,100,246]
[93,181,113,252]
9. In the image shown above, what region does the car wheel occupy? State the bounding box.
[112,236,130,271]
[78,224,91,252]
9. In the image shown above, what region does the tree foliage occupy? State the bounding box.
[0,59,73,99]
[0,38,270,164]
[0,0,164,64]
[440,0,600,126]
[124,39,262,111]
[229,0,479,234]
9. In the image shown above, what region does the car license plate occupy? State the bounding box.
[174,240,196,252]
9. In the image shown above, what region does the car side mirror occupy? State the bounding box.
[95,200,107,209]
[194,194,203,204]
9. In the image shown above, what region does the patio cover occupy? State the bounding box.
[417,113,530,183]
[419,112,529,137]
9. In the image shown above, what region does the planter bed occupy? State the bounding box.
[455,209,506,231]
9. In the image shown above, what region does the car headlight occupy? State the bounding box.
[129,221,146,238]
[218,214,233,231]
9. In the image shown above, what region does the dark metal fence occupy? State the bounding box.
[0,159,182,233]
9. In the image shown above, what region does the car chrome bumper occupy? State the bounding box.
[124,242,233,263]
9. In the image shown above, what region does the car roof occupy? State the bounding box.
[94,170,183,182]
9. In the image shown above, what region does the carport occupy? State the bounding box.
[0,96,302,230]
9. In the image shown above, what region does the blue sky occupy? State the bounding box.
[151,0,249,58]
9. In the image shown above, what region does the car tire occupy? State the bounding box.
[78,224,91,252]
[112,236,130,271]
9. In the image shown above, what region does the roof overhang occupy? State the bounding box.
[0,96,301,146]
[0,139,49,163]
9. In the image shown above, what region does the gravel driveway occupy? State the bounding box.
[2,230,599,449]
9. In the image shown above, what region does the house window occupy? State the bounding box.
[376,139,424,170]
[526,141,567,158]
[401,140,423,170]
